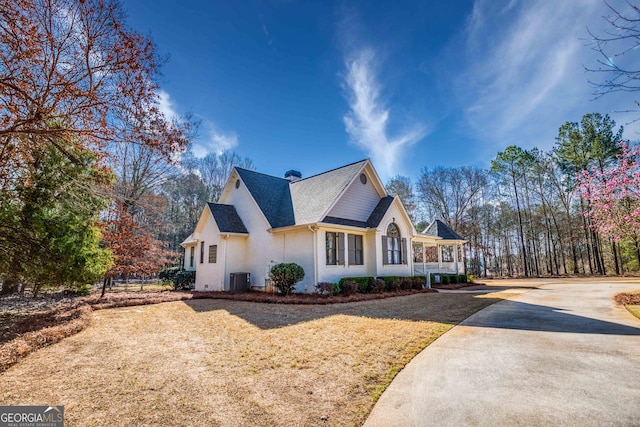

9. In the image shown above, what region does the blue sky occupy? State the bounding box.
[124,0,639,182]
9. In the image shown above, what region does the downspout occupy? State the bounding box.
[222,234,229,291]
[308,225,318,290]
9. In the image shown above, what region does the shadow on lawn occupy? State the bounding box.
[184,293,640,335]
[183,293,500,330]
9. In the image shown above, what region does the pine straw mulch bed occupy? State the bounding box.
[0,291,505,427]
[614,292,640,306]
[0,288,438,373]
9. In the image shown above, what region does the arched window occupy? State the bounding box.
[384,223,403,265]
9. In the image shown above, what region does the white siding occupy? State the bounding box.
[224,237,248,289]
[194,216,224,291]
[327,173,380,221]
[282,229,315,292]
[374,201,413,277]
[220,178,275,290]
[315,227,377,284]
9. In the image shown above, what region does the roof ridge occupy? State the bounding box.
[290,158,369,184]
[235,167,289,182]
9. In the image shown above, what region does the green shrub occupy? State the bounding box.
[441,275,450,285]
[269,263,305,296]
[412,276,426,290]
[467,274,475,283]
[341,280,358,296]
[377,276,402,291]
[69,283,92,296]
[372,278,385,293]
[459,274,467,283]
[400,277,413,290]
[174,270,195,290]
[430,274,437,285]
[450,274,459,284]
[159,267,181,285]
[315,282,337,296]
[338,276,375,293]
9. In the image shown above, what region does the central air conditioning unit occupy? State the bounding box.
[229,272,250,292]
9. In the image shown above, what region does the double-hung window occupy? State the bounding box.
[208,245,217,263]
[326,232,342,265]
[348,234,363,265]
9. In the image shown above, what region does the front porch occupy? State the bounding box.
[412,219,466,276]
[412,242,464,276]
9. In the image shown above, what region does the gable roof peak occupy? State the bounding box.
[423,219,464,241]
[289,158,369,185]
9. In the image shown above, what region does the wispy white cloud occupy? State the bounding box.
[456,0,639,154]
[157,89,239,159]
[342,48,427,179]
[191,122,238,158]
[157,89,179,121]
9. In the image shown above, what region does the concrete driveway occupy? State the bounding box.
[364,282,640,426]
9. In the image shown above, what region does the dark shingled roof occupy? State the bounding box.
[423,219,464,240]
[289,160,368,225]
[235,168,295,228]
[207,203,249,234]
[233,159,399,230]
[365,196,394,227]
[322,196,394,229]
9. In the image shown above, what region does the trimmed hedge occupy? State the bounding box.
[377,276,404,292]
[376,275,428,292]
[338,276,375,294]
[431,274,470,286]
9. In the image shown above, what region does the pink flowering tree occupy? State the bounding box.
[577,142,640,266]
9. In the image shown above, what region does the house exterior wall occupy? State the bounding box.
[326,172,381,222]
[194,216,224,291]
[315,226,376,284]
[223,237,248,290]
[219,177,277,290]
[280,229,315,293]
[374,201,414,277]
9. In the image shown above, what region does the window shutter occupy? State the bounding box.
[348,234,355,265]
[382,235,388,265]
[338,232,345,265]
[401,238,407,264]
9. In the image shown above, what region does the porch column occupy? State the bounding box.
[437,244,442,273]
[454,244,459,274]
[422,243,426,276]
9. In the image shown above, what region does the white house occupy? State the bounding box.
[181,159,466,293]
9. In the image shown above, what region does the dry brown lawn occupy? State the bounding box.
[0,292,505,427]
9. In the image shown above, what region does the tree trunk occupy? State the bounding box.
[101,276,108,298]
[611,240,620,275]
[579,196,594,275]
[0,278,19,296]
[512,174,529,277]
